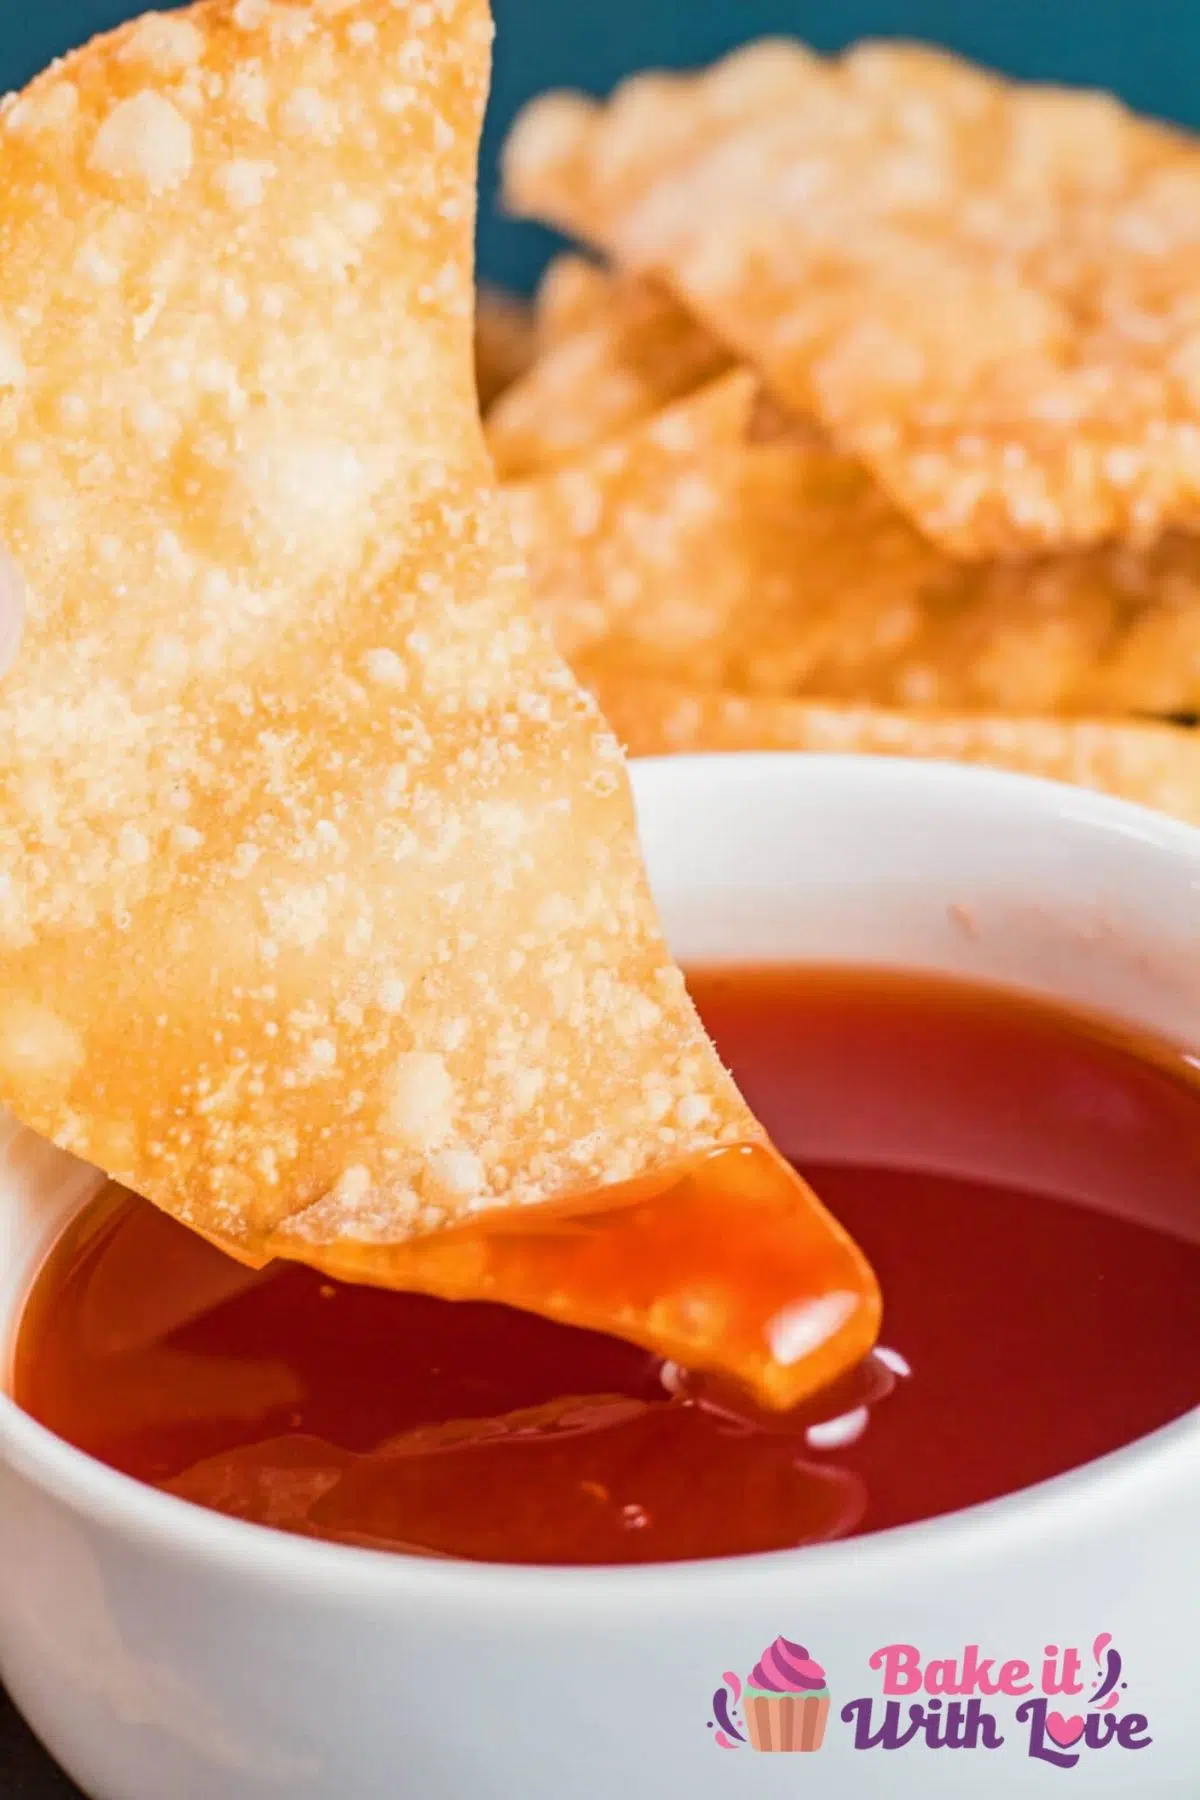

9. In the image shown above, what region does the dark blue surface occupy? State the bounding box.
[0,1688,81,1798]
[0,2,1190,1794]
[1,1,1192,289]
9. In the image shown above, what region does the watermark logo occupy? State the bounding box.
[709,1638,830,1752]
[711,1633,1151,1768]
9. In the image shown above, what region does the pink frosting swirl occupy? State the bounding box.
[748,1638,827,1693]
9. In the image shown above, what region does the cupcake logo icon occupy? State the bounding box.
[709,1637,831,1752]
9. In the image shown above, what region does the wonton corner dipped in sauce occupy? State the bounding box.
[0,0,876,1415]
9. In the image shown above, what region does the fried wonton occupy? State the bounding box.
[532,251,615,347]
[0,0,879,1409]
[505,39,1200,558]
[504,38,826,247]
[587,674,1200,826]
[507,370,1200,718]
[486,276,731,478]
[0,0,767,1251]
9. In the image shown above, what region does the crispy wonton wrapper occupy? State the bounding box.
[586,674,1200,826]
[505,40,1200,559]
[487,276,732,478]
[504,39,826,249]
[508,370,1200,718]
[0,0,772,1264]
[474,283,536,413]
[531,251,615,348]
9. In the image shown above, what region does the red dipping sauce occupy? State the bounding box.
[12,967,1200,1564]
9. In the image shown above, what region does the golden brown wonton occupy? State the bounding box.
[505,40,1200,559]
[508,371,1200,719]
[0,0,764,1261]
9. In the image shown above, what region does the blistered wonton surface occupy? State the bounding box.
[505,40,1200,558]
[0,0,761,1260]
[487,277,732,479]
[509,371,1200,719]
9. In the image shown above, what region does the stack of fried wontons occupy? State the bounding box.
[476,39,1200,823]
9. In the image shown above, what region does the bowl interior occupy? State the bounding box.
[642,757,1200,1039]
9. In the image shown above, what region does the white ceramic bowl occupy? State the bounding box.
[0,755,1196,1799]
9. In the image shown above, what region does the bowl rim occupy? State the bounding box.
[1,751,1197,1608]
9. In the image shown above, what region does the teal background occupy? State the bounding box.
[2,2,1192,290]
